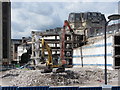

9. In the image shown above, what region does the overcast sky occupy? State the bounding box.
[11,0,120,39]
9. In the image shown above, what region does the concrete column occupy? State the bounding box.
[0,1,3,65]
[8,2,11,64]
[0,1,11,64]
[31,34,34,58]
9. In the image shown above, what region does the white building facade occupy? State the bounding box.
[73,34,120,69]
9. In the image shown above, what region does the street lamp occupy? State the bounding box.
[104,14,120,85]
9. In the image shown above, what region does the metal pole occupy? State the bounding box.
[80,47,83,67]
[104,20,111,85]
[104,22,107,85]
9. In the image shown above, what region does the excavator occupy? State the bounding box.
[41,20,74,73]
[40,38,53,73]
[41,38,65,73]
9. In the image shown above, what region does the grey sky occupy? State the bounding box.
[11,1,119,39]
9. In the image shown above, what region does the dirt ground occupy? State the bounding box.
[0,67,120,87]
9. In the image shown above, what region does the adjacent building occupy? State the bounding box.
[68,12,106,37]
[17,37,32,62]
[11,39,22,62]
[73,33,120,69]
[0,0,11,65]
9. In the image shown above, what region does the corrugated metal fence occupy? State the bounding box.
[1,86,120,90]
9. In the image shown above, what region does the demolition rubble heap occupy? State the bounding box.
[1,68,118,86]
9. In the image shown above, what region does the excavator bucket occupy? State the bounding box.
[56,67,65,73]
[42,68,52,73]
[56,65,65,73]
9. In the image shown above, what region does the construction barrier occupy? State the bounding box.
[1,86,120,90]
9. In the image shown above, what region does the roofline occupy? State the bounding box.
[0,0,10,2]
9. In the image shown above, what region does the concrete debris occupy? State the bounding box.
[1,68,118,86]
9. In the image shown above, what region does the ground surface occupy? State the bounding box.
[0,67,119,87]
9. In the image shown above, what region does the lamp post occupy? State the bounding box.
[104,14,120,85]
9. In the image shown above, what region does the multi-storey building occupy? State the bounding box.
[0,0,11,65]
[68,12,106,37]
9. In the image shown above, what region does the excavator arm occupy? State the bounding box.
[41,38,52,66]
[41,38,65,73]
[63,20,74,34]
[41,38,53,73]
[60,20,74,64]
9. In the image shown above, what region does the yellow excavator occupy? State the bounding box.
[41,38,65,73]
[41,20,73,73]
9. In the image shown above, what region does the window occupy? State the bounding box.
[93,13,96,16]
[68,13,75,22]
[75,14,81,22]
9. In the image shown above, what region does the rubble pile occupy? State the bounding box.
[1,68,118,86]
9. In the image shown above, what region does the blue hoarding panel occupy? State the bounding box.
[79,87,102,90]
[2,86,120,90]
[112,86,120,90]
[2,86,18,90]
[49,87,79,90]
[18,86,49,90]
